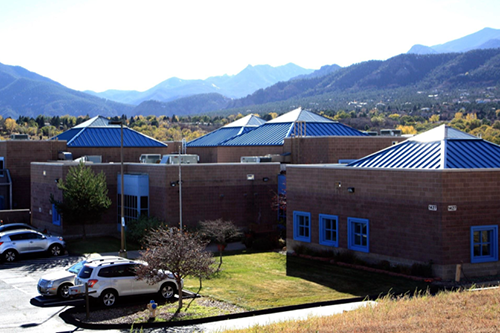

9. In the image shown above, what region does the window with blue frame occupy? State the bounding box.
[319,214,338,247]
[348,217,369,253]
[471,225,498,263]
[293,211,311,242]
[52,204,61,226]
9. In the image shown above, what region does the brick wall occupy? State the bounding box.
[32,162,281,238]
[67,146,173,163]
[0,141,67,209]
[216,146,285,163]
[285,166,500,280]
[186,147,218,163]
[286,136,406,164]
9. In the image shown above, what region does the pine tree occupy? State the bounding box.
[50,162,111,239]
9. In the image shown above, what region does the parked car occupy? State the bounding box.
[37,256,126,299]
[0,229,65,262]
[0,223,39,233]
[73,259,182,307]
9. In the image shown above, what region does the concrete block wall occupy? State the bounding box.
[67,146,172,163]
[216,146,285,163]
[1,141,67,209]
[286,166,500,279]
[32,162,281,238]
[286,136,406,164]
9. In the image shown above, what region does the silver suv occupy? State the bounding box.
[37,256,126,299]
[0,230,65,262]
[74,259,182,307]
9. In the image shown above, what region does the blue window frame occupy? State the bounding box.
[348,217,369,253]
[52,204,61,226]
[471,225,498,263]
[293,211,311,242]
[319,214,338,247]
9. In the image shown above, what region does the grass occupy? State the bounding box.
[65,236,141,255]
[183,251,428,310]
[220,287,500,333]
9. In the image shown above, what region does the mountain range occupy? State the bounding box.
[0,27,499,120]
[407,27,500,55]
[85,63,314,105]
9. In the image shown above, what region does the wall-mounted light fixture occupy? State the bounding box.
[55,178,59,183]
[348,187,355,193]
[43,171,46,176]
[262,177,269,182]
[170,181,177,187]
[247,174,255,181]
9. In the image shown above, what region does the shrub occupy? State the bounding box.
[126,215,165,246]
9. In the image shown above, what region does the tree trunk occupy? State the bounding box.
[176,277,183,311]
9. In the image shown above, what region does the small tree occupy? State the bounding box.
[136,226,215,312]
[50,161,111,239]
[199,219,242,271]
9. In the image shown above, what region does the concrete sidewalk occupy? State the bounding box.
[91,241,247,260]
[195,301,376,332]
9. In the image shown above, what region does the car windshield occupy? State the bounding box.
[67,260,86,274]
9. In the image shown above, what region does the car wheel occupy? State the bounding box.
[101,289,117,307]
[58,283,72,299]
[159,282,177,300]
[49,244,63,257]
[4,249,17,262]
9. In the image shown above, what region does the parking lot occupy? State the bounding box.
[0,254,122,333]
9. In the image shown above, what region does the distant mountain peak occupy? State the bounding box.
[407,27,500,55]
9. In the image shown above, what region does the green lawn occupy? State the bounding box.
[184,252,428,310]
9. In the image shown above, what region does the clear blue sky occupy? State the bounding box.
[0,0,499,92]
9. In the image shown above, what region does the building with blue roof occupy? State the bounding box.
[187,114,265,147]
[348,124,500,169]
[189,107,378,163]
[51,116,171,163]
[221,107,367,147]
[286,124,500,280]
[53,116,167,148]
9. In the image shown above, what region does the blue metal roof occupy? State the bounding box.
[348,125,500,169]
[52,117,167,147]
[221,123,293,146]
[221,122,367,146]
[186,127,244,147]
[186,114,266,147]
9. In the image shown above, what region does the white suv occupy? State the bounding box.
[0,229,65,262]
[74,259,182,307]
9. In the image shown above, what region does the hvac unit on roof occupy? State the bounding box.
[58,151,73,160]
[139,154,161,164]
[160,154,199,164]
[240,156,273,163]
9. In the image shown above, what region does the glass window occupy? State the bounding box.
[52,204,61,226]
[471,225,498,263]
[348,217,369,253]
[319,214,338,247]
[293,211,311,242]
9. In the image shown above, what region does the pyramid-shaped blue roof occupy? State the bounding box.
[52,116,167,147]
[187,114,265,147]
[348,125,500,169]
[221,108,367,146]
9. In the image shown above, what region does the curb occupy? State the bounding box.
[60,296,369,330]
